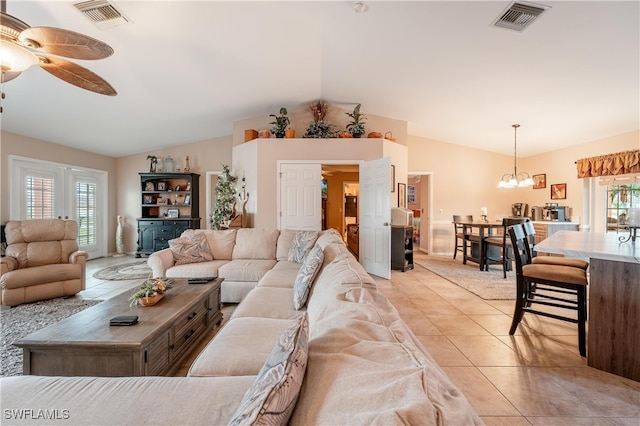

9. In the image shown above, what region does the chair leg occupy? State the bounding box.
[453,238,458,260]
[509,278,526,335]
[577,286,587,357]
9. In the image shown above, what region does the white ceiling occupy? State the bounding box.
[2,1,638,158]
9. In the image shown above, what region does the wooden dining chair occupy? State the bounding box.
[452,215,475,260]
[483,217,529,278]
[522,221,589,270]
[508,223,588,356]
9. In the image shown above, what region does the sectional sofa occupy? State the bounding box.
[0,228,482,425]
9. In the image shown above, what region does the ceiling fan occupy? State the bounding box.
[0,0,116,104]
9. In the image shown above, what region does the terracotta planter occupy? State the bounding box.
[339,132,353,138]
[258,129,270,138]
[285,129,296,138]
[244,129,258,142]
[139,294,163,306]
[368,132,382,138]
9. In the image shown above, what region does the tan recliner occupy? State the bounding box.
[0,219,88,307]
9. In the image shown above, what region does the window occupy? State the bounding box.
[25,176,55,219]
[606,183,640,231]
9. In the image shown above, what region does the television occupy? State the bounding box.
[391,208,414,227]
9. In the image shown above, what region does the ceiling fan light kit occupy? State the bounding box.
[0,0,117,112]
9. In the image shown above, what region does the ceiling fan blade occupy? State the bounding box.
[38,55,116,96]
[19,27,114,60]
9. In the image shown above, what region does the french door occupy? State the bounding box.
[10,156,108,259]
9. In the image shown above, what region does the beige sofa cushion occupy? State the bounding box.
[315,228,344,249]
[257,266,299,288]
[182,229,236,260]
[188,317,297,377]
[0,375,256,426]
[165,260,228,279]
[232,228,279,260]
[218,259,276,282]
[276,229,297,261]
[232,287,299,320]
[229,313,308,426]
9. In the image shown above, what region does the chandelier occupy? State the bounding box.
[498,124,534,188]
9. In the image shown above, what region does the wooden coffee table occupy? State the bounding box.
[15,278,223,377]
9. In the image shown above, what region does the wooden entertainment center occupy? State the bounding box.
[15,279,223,377]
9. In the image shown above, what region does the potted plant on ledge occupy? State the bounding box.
[269,107,290,138]
[303,100,338,139]
[346,103,366,138]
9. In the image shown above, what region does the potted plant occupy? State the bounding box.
[269,107,290,138]
[303,100,338,139]
[129,276,174,308]
[346,103,366,138]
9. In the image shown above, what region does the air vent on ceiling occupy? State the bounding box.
[73,0,129,29]
[493,1,549,32]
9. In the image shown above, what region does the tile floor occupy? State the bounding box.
[82,253,640,425]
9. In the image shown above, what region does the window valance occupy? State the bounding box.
[576,149,640,178]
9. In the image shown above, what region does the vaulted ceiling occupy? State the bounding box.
[1,1,638,158]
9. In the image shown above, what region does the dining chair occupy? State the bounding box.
[508,223,588,356]
[483,217,529,278]
[522,221,589,270]
[452,215,475,260]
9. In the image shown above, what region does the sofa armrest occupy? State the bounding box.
[148,249,175,278]
[70,251,89,290]
[0,256,18,275]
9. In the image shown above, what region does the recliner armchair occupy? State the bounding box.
[0,219,88,307]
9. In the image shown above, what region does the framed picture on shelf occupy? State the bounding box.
[167,208,179,218]
[143,195,154,205]
[184,195,191,205]
[533,174,546,189]
[398,183,406,208]
[157,181,167,191]
[551,183,566,200]
[144,181,155,191]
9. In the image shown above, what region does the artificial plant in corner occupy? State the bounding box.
[346,103,366,138]
[211,164,238,229]
[269,107,290,138]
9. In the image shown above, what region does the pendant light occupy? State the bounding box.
[498,124,534,188]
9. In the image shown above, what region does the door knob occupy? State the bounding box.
[383,222,390,226]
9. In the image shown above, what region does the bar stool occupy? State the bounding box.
[522,221,589,270]
[508,223,588,356]
[483,217,528,278]
[452,215,475,260]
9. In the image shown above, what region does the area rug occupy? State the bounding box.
[93,260,152,280]
[415,255,516,300]
[1,298,101,377]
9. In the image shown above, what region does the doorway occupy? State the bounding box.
[408,172,433,254]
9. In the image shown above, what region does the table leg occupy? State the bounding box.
[478,227,486,271]
[462,225,468,264]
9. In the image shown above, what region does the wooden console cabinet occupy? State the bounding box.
[137,173,201,257]
[16,279,223,377]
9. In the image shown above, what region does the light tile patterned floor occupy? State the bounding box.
[83,253,640,425]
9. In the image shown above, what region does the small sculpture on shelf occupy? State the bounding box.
[146,155,158,173]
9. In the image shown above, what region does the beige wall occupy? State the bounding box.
[115,136,233,254]
[3,127,637,257]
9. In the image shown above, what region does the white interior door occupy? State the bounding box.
[359,157,391,279]
[279,163,322,230]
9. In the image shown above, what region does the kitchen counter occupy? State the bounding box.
[536,231,639,381]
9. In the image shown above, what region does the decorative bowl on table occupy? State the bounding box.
[129,276,174,308]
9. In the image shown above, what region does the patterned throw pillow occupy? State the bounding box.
[168,232,213,265]
[287,231,319,263]
[228,313,309,426]
[293,245,324,310]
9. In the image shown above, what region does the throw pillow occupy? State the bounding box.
[228,313,309,426]
[168,232,213,265]
[293,245,324,310]
[287,230,319,263]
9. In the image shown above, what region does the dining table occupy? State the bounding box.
[536,230,640,381]
[458,220,505,271]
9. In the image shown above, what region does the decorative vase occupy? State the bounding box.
[114,215,125,257]
[139,294,163,306]
[258,129,270,138]
[285,129,295,138]
[163,156,175,173]
[245,129,258,142]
